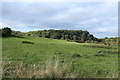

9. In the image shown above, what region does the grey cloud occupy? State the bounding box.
[1,2,118,38]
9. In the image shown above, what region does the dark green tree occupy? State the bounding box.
[2,27,12,37]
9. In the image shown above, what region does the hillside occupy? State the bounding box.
[2,37,118,78]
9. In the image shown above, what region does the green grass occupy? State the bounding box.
[2,37,118,78]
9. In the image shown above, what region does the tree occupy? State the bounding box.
[73,35,77,41]
[2,27,12,37]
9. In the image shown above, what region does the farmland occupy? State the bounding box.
[2,37,118,78]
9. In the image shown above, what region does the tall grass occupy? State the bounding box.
[1,56,118,79]
[2,56,78,79]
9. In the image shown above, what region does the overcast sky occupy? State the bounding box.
[1,2,118,38]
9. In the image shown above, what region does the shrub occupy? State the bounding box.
[2,27,12,37]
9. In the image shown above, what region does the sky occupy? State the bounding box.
[1,2,118,38]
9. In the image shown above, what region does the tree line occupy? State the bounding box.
[26,29,101,43]
[1,27,119,44]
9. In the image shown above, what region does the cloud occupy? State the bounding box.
[1,2,118,38]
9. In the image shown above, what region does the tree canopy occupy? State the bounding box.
[0,27,12,37]
[26,30,100,43]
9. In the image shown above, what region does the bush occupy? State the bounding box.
[2,27,12,37]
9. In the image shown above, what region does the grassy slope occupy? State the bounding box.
[2,37,118,78]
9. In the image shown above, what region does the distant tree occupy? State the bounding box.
[2,27,12,37]
[81,38,85,43]
[17,29,99,43]
[45,32,50,38]
[73,35,77,41]
[105,37,108,39]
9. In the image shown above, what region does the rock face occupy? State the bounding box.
[22,41,34,44]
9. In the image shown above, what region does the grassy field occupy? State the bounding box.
[2,37,118,78]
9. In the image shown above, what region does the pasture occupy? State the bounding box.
[2,37,118,78]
